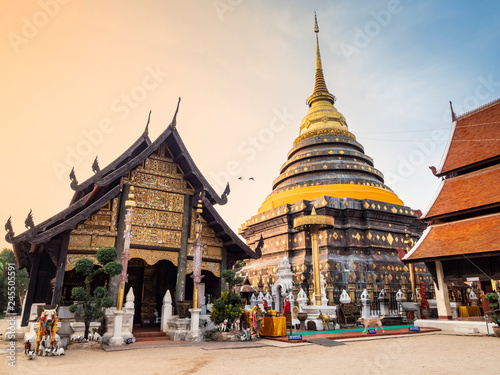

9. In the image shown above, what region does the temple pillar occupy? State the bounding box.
[21,250,41,326]
[325,273,334,306]
[348,272,356,303]
[257,275,264,293]
[308,273,314,304]
[51,232,70,306]
[109,184,130,305]
[401,275,409,301]
[434,261,452,319]
[430,281,436,299]
[366,273,374,301]
[176,194,193,306]
[220,247,227,293]
[384,275,392,308]
[293,283,300,307]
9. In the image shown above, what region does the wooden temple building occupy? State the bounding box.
[237,17,430,305]
[6,101,262,326]
[404,99,500,319]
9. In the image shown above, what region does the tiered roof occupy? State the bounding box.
[405,99,500,263]
[7,100,261,268]
[437,98,500,176]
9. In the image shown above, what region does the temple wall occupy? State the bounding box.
[239,196,432,300]
[65,149,224,275]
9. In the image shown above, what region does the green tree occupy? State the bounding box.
[485,292,499,326]
[0,249,29,316]
[68,247,122,338]
[209,270,244,327]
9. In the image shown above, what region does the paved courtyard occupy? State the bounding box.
[3,331,498,375]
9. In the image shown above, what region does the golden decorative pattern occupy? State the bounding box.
[134,207,183,229]
[95,236,115,247]
[134,187,184,212]
[188,245,222,260]
[293,128,357,146]
[129,248,178,266]
[131,226,182,248]
[69,235,92,248]
[387,233,394,245]
[144,155,176,174]
[134,172,188,192]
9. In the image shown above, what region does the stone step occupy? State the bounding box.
[134,335,171,343]
[133,331,168,338]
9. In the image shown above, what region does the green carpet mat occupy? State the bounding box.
[288,324,414,336]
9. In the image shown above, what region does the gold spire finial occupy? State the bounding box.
[307,13,335,107]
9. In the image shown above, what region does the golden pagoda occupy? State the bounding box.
[238,15,430,306]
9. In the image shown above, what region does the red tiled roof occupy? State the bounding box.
[405,213,500,261]
[424,165,500,219]
[439,99,500,175]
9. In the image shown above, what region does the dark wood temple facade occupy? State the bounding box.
[6,100,262,326]
[404,99,500,318]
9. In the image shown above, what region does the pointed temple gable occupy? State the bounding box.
[6,99,262,326]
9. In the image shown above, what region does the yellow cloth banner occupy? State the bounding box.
[260,317,286,337]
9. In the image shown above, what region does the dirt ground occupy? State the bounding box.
[1,318,499,375]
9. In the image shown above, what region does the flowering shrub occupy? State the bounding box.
[209,270,244,327]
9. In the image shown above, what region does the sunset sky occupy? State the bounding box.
[1,0,499,249]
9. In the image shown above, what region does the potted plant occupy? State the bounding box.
[68,247,122,339]
[484,292,500,337]
[209,270,244,338]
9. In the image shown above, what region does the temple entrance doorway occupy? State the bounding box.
[185,270,220,306]
[127,258,145,325]
[128,258,178,326]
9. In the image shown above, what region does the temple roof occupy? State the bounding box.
[404,213,500,262]
[70,101,230,207]
[201,196,262,262]
[405,98,500,264]
[8,100,260,268]
[257,16,403,213]
[423,165,500,219]
[69,123,151,202]
[437,98,500,176]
